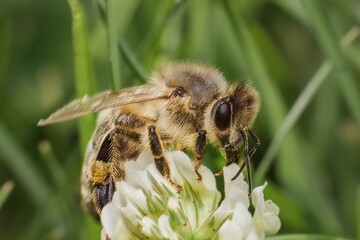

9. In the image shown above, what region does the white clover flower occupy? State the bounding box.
[101,151,280,240]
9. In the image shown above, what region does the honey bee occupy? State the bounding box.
[38,63,260,219]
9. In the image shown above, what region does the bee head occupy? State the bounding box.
[207,83,260,146]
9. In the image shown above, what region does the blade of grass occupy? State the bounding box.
[21,202,58,240]
[38,140,70,196]
[0,181,14,209]
[67,0,96,153]
[22,193,79,240]
[274,0,308,27]
[137,0,187,56]
[106,0,122,90]
[94,2,148,83]
[256,26,359,236]
[343,26,360,64]
[303,1,360,127]
[184,0,213,59]
[118,39,148,83]
[0,121,50,206]
[255,61,332,182]
[38,141,84,238]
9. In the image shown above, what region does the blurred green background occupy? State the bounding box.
[1,0,360,239]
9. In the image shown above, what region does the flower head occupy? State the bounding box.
[101,151,280,239]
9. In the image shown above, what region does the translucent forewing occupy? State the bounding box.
[38,85,173,126]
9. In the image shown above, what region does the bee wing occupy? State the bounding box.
[38,85,173,126]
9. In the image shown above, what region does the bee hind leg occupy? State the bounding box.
[92,180,116,218]
[148,125,182,191]
[90,148,121,218]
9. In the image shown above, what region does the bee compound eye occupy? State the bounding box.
[214,101,232,131]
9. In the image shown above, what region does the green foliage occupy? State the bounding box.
[0,0,359,239]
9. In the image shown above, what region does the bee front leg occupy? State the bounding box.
[193,130,207,182]
[247,129,261,159]
[148,125,182,191]
[231,130,252,196]
[224,145,240,167]
[215,143,240,177]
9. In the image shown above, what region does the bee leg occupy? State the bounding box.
[215,143,240,177]
[91,160,118,217]
[231,130,252,196]
[193,130,207,182]
[247,129,261,158]
[225,145,240,166]
[148,125,182,191]
[231,130,260,196]
[93,180,116,217]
